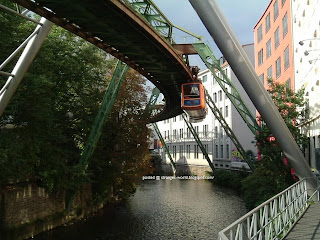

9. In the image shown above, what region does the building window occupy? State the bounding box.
[220,126,224,138]
[276,57,281,78]
[220,107,223,116]
[173,129,177,139]
[259,74,264,85]
[173,146,177,159]
[274,27,280,49]
[187,128,191,138]
[266,39,272,58]
[257,24,263,42]
[164,131,167,139]
[220,145,224,158]
[203,144,208,159]
[274,0,279,21]
[215,144,218,158]
[214,92,217,103]
[194,145,199,159]
[282,12,288,38]
[265,13,271,33]
[226,144,230,159]
[179,128,183,139]
[187,145,190,158]
[284,46,290,70]
[282,0,286,7]
[179,145,183,158]
[267,65,273,79]
[286,78,291,90]
[225,68,228,77]
[225,105,229,117]
[202,75,207,83]
[203,125,208,136]
[258,48,264,65]
[219,90,223,101]
[195,126,199,134]
[215,126,218,138]
[173,117,176,122]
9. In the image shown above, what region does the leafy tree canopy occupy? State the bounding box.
[242,78,308,209]
[0,1,152,202]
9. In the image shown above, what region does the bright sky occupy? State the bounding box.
[152,0,271,70]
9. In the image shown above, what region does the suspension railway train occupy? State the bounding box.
[181,82,207,123]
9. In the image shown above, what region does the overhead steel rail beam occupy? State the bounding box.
[189,0,316,188]
[124,0,174,43]
[12,0,196,122]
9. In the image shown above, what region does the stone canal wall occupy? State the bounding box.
[1,185,65,228]
[160,163,212,176]
[0,184,93,240]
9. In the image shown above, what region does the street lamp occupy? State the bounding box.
[308,59,319,64]
[304,49,320,56]
[299,38,320,46]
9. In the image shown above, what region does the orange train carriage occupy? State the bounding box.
[181,82,207,122]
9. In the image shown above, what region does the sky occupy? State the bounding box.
[152,0,271,70]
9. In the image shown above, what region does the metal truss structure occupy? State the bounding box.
[182,113,215,171]
[79,60,129,169]
[193,42,261,136]
[205,89,254,170]
[0,4,53,116]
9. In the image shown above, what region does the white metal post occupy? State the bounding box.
[188,0,316,188]
[0,17,53,116]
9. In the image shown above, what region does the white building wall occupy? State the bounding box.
[156,44,257,170]
[291,0,320,168]
[231,44,257,157]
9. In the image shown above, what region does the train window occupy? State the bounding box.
[183,84,200,98]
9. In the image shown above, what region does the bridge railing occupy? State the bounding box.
[123,0,174,43]
[218,178,320,240]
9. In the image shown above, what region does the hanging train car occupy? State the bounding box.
[181,82,207,122]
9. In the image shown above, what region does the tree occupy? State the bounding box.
[242,78,308,209]
[89,69,152,203]
[0,0,152,204]
[0,11,112,190]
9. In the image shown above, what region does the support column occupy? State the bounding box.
[0,17,53,116]
[188,0,315,186]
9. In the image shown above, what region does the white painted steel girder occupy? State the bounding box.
[0,17,53,116]
[188,0,316,187]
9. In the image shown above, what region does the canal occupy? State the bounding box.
[33,179,246,240]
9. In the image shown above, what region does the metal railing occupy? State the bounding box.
[164,132,217,143]
[218,178,320,240]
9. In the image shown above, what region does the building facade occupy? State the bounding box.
[253,0,320,168]
[157,44,257,170]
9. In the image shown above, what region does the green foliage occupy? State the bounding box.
[242,78,307,209]
[209,169,249,194]
[256,78,308,158]
[89,70,152,204]
[0,2,152,203]
[242,156,295,209]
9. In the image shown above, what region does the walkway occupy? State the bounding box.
[284,202,320,240]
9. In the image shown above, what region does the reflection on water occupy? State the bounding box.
[33,179,246,240]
